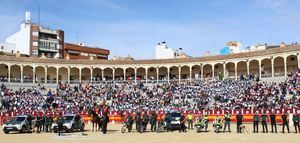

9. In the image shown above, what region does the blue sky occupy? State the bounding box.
[0,0,300,59]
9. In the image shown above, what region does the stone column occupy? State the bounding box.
[246,60,250,76]
[189,66,192,82]
[167,67,170,83]
[8,65,11,83]
[201,65,204,80]
[79,68,82,83]
[259,60,262,79]
[135,67,137,84]
[223,63,226,79]
[212,65,214,79]
[178,66,181,83]
[146,68,148,83]
[123,68,126,81]
[56,67,59,84]
[235,62,238,80]
[33,67,36,83]
[67,67,70,84]
[101,70,104,81]
[90,67,93,83]
[44,66,47,84]
[298,54,300,70]
[271,58,275,77]
[156,67,159,83]
[20,65,23,83]
[112,67,115,81]
[284,57,287,76]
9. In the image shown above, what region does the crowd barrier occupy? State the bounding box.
[1,108,299,125]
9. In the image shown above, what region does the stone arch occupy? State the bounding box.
[81,67,91,82]
[10,64,21,82]
[35,66,45,83]
[214,63,224,80]
[286,55,298,74]
[23,65,33,82]
[58,67,68,83]
[274,57,284,76]
[191,65,201,80]
[203,64,212,78]
[0,63,9,82]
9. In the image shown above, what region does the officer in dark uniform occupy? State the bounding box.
[253,111,259,133]
[150,112,157,132]
[179,113,186,133]
[165,112,172,132]
[135,112,142,133]
[57,113,65,136]
[236,112,243,133]
[281,113,290,133]
[269,111,277,133]
[44,114,50,132]
[126,113,134,132]
[292,113,299,133]
[260,112,268,133]
[36,115,42,133]
[142,113,149,131]
[102,114,109,134]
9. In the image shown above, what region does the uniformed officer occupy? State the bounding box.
[187,112,194,130]
[223,111,231,132]
[44,113,50,132]
[179,113,186,133]
[253,111,259,133]
[281,113,290,133]
[203,112,209,132]
[150,112,157,132]
[135,112,142,133]
[142,113,149,131]
[269,111,277,133]
[126,113,134,132]
[260,112,268,133]
[36,115,42,133]
[165,112,172,132]
[102,114,109,134]
[57,113,65,136]
[292,113,300,133]
[236,112,243,133]
[49,114,54,133]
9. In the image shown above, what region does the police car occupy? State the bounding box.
[51,114,85,133]
[2,114,34,134]
[169,111,182,130]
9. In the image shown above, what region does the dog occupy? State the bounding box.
[239,125,250,133]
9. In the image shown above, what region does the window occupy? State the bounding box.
[33,41,38,46]
[32,50,38,56]
[32,31,39,36]
[1,46,3,50]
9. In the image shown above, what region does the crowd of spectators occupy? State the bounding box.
[0,72,299,114]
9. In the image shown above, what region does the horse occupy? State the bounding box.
[88,109,103,132]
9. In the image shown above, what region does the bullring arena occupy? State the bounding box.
[0,45,300,143]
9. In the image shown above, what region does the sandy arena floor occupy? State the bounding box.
[1,123,299,143]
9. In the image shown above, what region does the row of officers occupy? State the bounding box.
[125,111,300,133]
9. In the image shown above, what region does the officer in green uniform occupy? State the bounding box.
[165,112,172,132]
[260,112,268,133]
[292,113,300,133]
[203,112,209,132]
[126,113,134,132]
[253,111,259,133]
[187,112,194,130]
[223,111,231,132]
[36,115,42,133]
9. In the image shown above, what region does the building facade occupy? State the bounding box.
[64,43,109,60]
[0,45,299,84]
